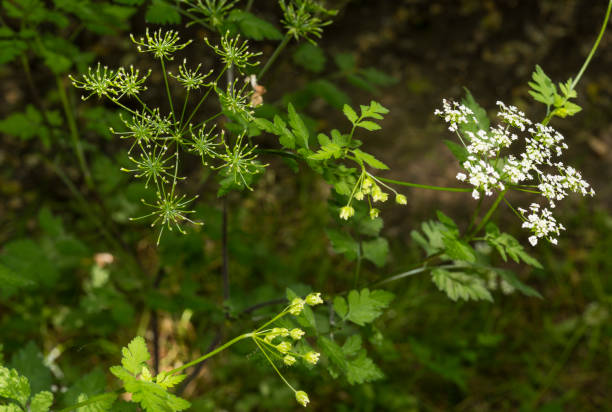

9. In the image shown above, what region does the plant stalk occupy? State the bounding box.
[377,177,472,192]
[166,332,253,376]
[56,76,93,188]
[258,33,291,81]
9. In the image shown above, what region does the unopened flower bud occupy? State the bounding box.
[305,292,323,306]
[295,390,309,407]
[276,341,291,354]
[289,298,305,315]
[395,194,407,205]
[290,328,305,340]
[304,351,320,365]
[339,205,355,220]
[372,186,388,202]
[283,355,296,366]
[369,208,380,219]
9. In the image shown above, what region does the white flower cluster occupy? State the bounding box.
[434,99,478,132]
[518,204,565,246]
[436,99,595,245]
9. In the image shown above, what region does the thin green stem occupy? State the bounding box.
[258,33,291,81]
[134,94,155,115]
[347,124,358,144]
[192,111,223,131]
[172,3,213,30]
[166,332,253,376]
[373,264,459,287]
[253,337,296,392]
[503,198,524,221]
[468,190,507,239]
[255,149,300,159]
[377,177,472,192]
[466,197,483,233]
[180,89,190,126]
[110,98,138,116]
[182,68,227,131]
[255,310,289,333]
[246,0,254,12]
[570,0,611,91]
[542,0,612,126]
[509,185,541,194]
[56,76,92,188]
[160,58,175,122]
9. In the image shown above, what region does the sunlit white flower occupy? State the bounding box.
[434,99,476,132]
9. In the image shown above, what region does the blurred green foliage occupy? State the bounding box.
[1,0,611,411]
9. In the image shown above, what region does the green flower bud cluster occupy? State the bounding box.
[249,292,324,407]
[70,29,266,244]
[340,171,408,220]
[279,0,337,44]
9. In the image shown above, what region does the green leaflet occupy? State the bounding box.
[528,65,582,118]
[362,237,389,267]
[460,88,489,135]
[0,365,54,412]
[287,103,309,149]
[226,10,282,41]
[309,140,343,160]
[411,211,476,262]
[352,149,389,170]
[318,335,384,385]
[333,289,395,326]
[0,366,30,408]
[342,104,358,124]
[343,101,389,131]
[325,229,359,261]
[110,337,189,412]
[75,393,118,412]
[255,103,311,150]
[120,337,150,375]
[0,105,62,147]
[307,80,350,109]
[485,223,542,268]
[29,392,53,412]
[431,269,493,302]
[145,0,181,25]
[62,368,107,407]
[334,52,355,72]
[293,42,326,73]
[444,139,469,163]
[0,37,27,64]
[8,342,52,395]
[528,64,556,107]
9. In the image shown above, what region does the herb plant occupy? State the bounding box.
[1,0,610,411]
